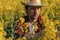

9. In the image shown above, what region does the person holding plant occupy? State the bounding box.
[16,0,46,38]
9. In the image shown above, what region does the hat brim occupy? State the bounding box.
[21,2,46,7]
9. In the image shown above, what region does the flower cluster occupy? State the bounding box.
[16,17,40,37]
[0,0,60,40]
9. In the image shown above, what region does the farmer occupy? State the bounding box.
[21,0,46,35]
[15,0,46,38]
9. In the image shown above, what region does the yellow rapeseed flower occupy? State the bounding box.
[22,37,26,40]
[24,23,29,28]
[7,37,13,40]
[34,26,38,31]
[19,17,25,24]
[17,38,22,40]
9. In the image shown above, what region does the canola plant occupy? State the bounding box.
[0,0,60,40]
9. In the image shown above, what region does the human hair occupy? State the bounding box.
[25,6,29,13]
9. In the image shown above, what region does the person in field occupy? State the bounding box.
[15,0,46,39]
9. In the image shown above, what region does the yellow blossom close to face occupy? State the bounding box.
[23,23,29,28]
[19,17,25,24]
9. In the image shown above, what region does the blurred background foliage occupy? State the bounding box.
[0,0,60,40]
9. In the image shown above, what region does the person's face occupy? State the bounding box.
[26,6,41,22]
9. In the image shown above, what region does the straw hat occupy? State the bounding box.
[21,0,46,7]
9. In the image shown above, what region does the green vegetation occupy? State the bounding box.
[0,0,60,40]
